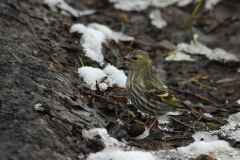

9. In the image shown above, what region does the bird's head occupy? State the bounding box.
[123,50,152,69]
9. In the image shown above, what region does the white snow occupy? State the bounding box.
[237,99,240,104]
[103,64,127,88]
[127,99,132,105]
[163,140,240,160]
[212,112,240,142]
[192,132,218,142]
[69,24,86,34]
[81,28,106,65]
[78,64,127,90]
[177,0,195,7]
[137,109,149,118]
[87,150,155,160]
[167,111,183,115]
[82,128,155,160]
[34,103,44,111]
[149,10,167,29]
[132,127,150,140]
[88,23,114,40]
[165,51,194,61]
[78,66,107,90]
[43,0,95,17]
[87,23,134,42]
[99,83,108,91]
[203,113,213,119]
[158,114,170,124]
[205,0,220,9]
[109,0,220,11]
[166,34,239,62]
[70,23,134,65]
[81,127,240,160]
[82,128,123,148]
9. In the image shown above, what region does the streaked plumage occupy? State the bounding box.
[123,50,195,128]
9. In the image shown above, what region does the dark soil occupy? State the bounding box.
[0,0,240,160]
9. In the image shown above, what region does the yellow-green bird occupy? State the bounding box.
[123,50,195,128]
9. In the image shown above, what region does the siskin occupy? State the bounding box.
[123,50,196,128]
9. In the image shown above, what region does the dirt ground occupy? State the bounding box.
[0,0,240,159]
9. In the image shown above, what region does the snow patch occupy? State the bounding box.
[69,24,86,34]
[203,113,213,119]
[103,64,127,88]
[212,112,240,142]
[192,132,218,142]
[43,0,95,17]
[78,64,127,90]
[237,100,240,105]
[81,28,106,65]
[149,10,167,29]
[158,114,170,124]
[78,67,107,90]
[82,128,123,148]
[87,150,155,160]
[81,127,240,160]
[166,34,239,63]
[205,0,220,9]
[132,127,150,140]
[34,103,44,111]
[70,23,134,65]
[88,23,134,42]
[82,128,155,160]
[109,0,220,11]
[165,51,194,61]
[99,83,108,91]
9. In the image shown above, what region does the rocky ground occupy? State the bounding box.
[0,0,240,159]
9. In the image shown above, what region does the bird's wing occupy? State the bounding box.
[143,89,184,108]
[143,74,199,114]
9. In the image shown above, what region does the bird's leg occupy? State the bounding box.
[149,117,159,129]
[144,115,151,126]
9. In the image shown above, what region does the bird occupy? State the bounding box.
[123,50,197,129]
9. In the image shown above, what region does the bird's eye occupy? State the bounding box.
[132,57,138,60]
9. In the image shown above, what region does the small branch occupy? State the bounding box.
[50,55,69,72]
[169,116,196,132]
[79,56,84,67]
[170,87,219,107]
[193,93,218,107]
[82,91,118,104]
[111,95,129,99]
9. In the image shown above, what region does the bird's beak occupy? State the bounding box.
[122,54,131,64]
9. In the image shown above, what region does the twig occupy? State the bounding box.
[114,85,126,89]
[66,58,81,66]
[223,81,240,87]
[79,56,84,67]
[193,94,218,106]
[92,90,96,103]
[50,55,69,72]
[121,21,125,33]
[111,95,129,98]
[169,116,196,132]
[193,80,213,89]
[82,91,117,104]
[170,87,219,106]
